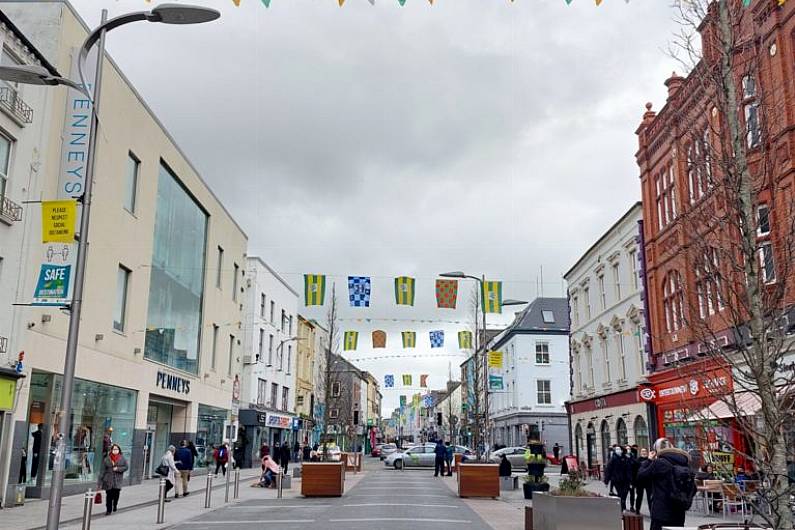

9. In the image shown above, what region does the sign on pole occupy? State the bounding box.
[487,351,503,368]
[32,264,72,306]
[41,200,77,243]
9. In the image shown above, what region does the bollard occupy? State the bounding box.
[224,465,231,503]
[204,473,214,509]
[277,469,284,499]
[142,445,150,479]
[81,489,93,530]
[233,469,240,499]
[156,478,166,524]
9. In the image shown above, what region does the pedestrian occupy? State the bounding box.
[175,440,194,497]
[637,438,696,530]
[303,443,312,461]
[499,454,512,477]
[213,441,229,476]
[259,454,281,488]
[310,444,320,462]
[604,445,633,512]
[159,445,180,500]
[433,439,446,477]
[279,442,290,473]
[553,443,561,462]
[625,445,637,510]
[98,443,128,515]
[632,447,650,515]
[607,445,619,496]
[187,440,199,462]
[293,440,301,463]
[31,423,44,479]
[445,441,454,476]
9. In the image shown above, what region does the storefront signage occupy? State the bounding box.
[266,413,292,429]
[641,366,732,405]
[567,388,640,415]
[0,377,17,410]
[32,264,72,306]
[594,397,608,409]
[156,371,191,395]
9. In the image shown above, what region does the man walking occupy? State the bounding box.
[604,446,633,512]
[637,438,696,530]
[444,441,454,476]
[174,440,194,496]
[433,440,446,477]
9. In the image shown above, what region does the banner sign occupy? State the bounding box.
[41,200,77,243]
[488,351,503,368]
[489,375,504,391]
[32,264,71,306]
[266,413,292,429]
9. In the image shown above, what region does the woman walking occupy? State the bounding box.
[98,443,128,515]
[160,445,180,500]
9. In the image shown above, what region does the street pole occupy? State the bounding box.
[46,11,107,530]
[481,274,489,459]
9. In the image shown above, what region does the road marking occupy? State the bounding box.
[349,494,453,498]
[230,505,332,509]
[343,503,458,508]
[329,518,471,524]
[180,519,315,526]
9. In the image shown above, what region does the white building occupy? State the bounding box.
[312,320,328,445]
[565,202,652,470]
[488,298,570,452]
[431,382,462,444]
[238,257,299,467]
[0,1,248,503]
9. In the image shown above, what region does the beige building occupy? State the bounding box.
[0,1,247,502]
[295,315,316,443]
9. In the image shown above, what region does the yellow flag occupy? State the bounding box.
[41,200,77,243]
[488,351,503,368]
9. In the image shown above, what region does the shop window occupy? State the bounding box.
[574,423,583,460]
[633,416,649,451]
[600,420,611,465]
[616,418,628,447]
[196,404,227,468]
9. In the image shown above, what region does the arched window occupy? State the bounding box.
[600,420,611,464]
[663,271,685,332]
[575,423,583,460]
[616,418,628,447]
[634,416,650,450]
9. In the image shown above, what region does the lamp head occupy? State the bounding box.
[0,64,54,85]
[503,299,529,307]
[149,4,221,24]
[439,271,466,279]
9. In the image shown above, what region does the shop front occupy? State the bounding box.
[567,388,651,469]
[639,360,746,474]
[266,412,296,448]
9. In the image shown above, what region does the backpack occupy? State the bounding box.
[668,464,697,510]
[218,446,228,462]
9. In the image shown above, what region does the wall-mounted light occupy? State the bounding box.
[95,334,104,342]
[41,314,52,323]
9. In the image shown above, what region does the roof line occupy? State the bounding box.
[248,256,300,298]
[0,7,60,76]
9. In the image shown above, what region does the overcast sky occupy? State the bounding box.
[65,0,678,414]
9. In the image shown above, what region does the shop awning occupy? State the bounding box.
[690,392,761,421]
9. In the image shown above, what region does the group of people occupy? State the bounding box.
[432,440,455,477]
[602,443,650,515]
[157,440,201,503]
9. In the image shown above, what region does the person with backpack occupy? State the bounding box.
[637,438,695,530]
[213,442,229,476]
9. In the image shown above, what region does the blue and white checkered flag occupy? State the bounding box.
[430,330,444,348]
[384,374,394,388]
[423,394,433,408]
[348,276,371,307]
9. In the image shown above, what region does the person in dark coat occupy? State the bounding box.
[444,442,454,476]
[433,440,446,477]
[293,441,301,462]
[604,446,633,512]
[174,440,194,496]
[279,442,290,473]
[303,444,312,461]
[98,443,128,515]
[632,447,650,514]
[31,424,44,479]
[552,443,560,462]
[637,439,692,530]
[499,454,512,477]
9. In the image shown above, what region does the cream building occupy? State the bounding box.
[295,315,316,444]
[565,203,652,470]
[0,1,247,502]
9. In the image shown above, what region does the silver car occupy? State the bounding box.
[379,443,398,460]
[385,443,472,469]
[489,446,528,468]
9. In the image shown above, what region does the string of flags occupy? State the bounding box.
[304,275,504,313]
[159,0,791,8]
[340,329,475,350]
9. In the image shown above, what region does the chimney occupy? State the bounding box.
[664,71,684,101]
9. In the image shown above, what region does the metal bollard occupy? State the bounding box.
[142,445,150,479]
[204,473,214,508]
[233,469,240,499]
[81,489,93,530]
[157,478,166,524]
[277,469,283,499]
[224,465,231,503]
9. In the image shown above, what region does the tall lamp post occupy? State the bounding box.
[0,6,219,528]
[439,272,526,458]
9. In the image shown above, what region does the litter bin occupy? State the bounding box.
[14,484,25,506]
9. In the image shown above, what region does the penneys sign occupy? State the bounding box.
[156,371,191,395]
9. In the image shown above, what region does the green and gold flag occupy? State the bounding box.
[413,393,420,407]
[303,274,326,306]
[394,276,416,306]
[481,280,503,314]
[402,374,412,386]
[402,331,416,348]
[343,331,359,351]
[458,330,473,350]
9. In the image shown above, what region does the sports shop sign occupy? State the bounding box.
[637,366,732,405]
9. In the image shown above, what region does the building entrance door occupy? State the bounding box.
[147,402,173,476]
[143,430,155,479]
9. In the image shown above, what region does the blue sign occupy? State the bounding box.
[32,264,71,306]
[291,418,302,431]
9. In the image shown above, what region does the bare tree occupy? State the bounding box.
[650,2,795,527]
[321,284,340,461]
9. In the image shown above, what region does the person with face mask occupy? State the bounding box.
[632,447,649,514]
[604,445,633,512]
[98,444,128,515]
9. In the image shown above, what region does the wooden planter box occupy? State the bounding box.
[301,462,345,497]
[457,463,499,498]
[532,493,620,530]
[453,453,462,473]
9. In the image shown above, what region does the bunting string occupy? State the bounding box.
[153,0,789,9]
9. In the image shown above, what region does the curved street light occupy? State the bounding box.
[0,6,219,529]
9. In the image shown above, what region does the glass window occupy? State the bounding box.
[260,293,266,318]
[124,153,139,213]
[287,345,292,375]
[258,328,264,359]
[211,324,218,371]
[270,301,275,324]
[332,381,341,397]
[257,378,267,407]
[612,262,621,300]
[535,342,550,364]
[196,404,228,468]
[571,296,578,328]
[25,371,137,487]
[629,250,638,291]
[113,265,130,332]
[233,263,239,302]
[268,334,274,365]
[282,387,289,411]
[0,135,10,202]
[634,416,649,451]
[271,383,279,407]
[228,335,234,376]
[216,247,223,289]
[598,275,606,310]
[144,163,208,374]
[600,420,611,465]
[536,380,551,404]
[616,418,628,447]
[541,310,555,324]
[757,205,770,236]
[760,242,776,283]
[583,287,591,320]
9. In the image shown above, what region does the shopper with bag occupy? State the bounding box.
[156,446,181,501]
[97,443,128,515]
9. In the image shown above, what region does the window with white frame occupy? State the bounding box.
[598,275,606,310]
[743,75,761,148]
[586,346,595,388]
[113,265,131,332]
[629,249,639,291]
[616,331,627,381]
[268,334,274,365]
[330,408,339,419]
[663,271,685,332]
[583,287,591,320]
[258,328,264,359]
[612,262,621,301]
[282,387,289,411]
[124,152,139,213]
[332,381,341,397]
[757,205,770,236]
[571,296,579,328]
[286,345,292,374]
[656,164,678,230]
[281,310,287,332]
[537,380,551,405]
[257,378,267,406]
[0,135,10,202]
[271,382,279,408]
[535,342,550,364]
[574,351,582,392]
[634,322,645,375]
[600,337,610,382]
[760,242,776,283]
[687,129,713,204]
[260,293,266,318]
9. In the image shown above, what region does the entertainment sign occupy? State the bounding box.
[156,371,191,395]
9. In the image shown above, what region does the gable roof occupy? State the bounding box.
[0,8,60,76]
[489,297,569,350]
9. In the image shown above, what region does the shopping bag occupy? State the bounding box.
[94,491,102,504]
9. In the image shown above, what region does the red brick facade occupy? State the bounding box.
[636,1,795,371]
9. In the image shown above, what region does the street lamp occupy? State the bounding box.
[439,271,527,459]
[0,6,219,529]
[276,336,305,373]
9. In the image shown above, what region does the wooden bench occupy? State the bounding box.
[301,462,345,497]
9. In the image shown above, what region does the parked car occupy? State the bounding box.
[372,444,384,458]
[379,443,398,460]
[320,444,341,461]
[489,446,529,468]
[384,443,472,469]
